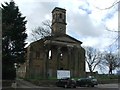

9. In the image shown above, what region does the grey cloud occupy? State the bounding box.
[102,6,118,22]
[20,2,58,42]
[26,2,58,27]
[78,1,92,15]
[67,10,104,37]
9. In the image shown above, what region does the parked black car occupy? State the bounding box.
[76,77,98,87]
[56,77,76,88]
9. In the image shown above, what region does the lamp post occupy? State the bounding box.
[12,63,17,88]
[14,63,17,79]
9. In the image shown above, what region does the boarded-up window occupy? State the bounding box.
[36,51,40,60]
[40,50,44,60]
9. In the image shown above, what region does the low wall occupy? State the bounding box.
[26,79,57,86]
[26,79,118,86]
[98,79,118,84]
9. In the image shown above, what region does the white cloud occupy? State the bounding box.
[67,12,105,37]
[106,11,118,30]
[0,0,118,51]
[1,0,118,74]
[89,0,117,9]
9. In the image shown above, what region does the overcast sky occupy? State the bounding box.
[1,0,119,51]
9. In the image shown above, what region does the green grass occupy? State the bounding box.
[20,74,119,85]
[97,74,119,80]
[23,76,57,81]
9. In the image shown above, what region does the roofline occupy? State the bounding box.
[52,7,66,13]
[27,34,82,49]
[65,34,83,44]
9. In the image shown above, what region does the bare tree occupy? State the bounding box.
[31,20,51,41]
[94,0,120,10]
[85,47,103,75]
[103,51,119,74]
[106,30,119,48]
[94,0,120,49]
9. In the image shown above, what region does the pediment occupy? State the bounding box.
[53,34,82,44]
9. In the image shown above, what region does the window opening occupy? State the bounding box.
[60,53,63,60]
[49,50,52,60]
[59,13,62,18]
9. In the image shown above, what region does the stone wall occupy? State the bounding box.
[23,39,86,79]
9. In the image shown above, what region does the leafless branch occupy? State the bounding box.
[102,51,119,74]
[94,0,120,10]
[31,20,51,41]
[108,36,120,48]
[85,47,103,73]
[42,20,52,29]
[105,26,120,32]
[104,26,120,50]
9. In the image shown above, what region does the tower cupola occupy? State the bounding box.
[51,7,67,35]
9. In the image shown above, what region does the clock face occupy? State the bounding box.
[59,27,64,33]
[59,27,62,31]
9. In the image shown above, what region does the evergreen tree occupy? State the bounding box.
[2,1,27,80]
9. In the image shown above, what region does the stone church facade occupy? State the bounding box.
[19,7,86,79]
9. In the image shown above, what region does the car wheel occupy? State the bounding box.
[71,84,75,88]
[86,84,89,87]
[79,85,82,87]
[73,85,76,88]
[91,85,94,87]
[64,84,68,88]
[70,85,73,88]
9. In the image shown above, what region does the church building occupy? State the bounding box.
[18,7,86,79]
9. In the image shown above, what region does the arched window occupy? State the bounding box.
[53,14,55,19]
[59,13,62,18]
[60,53,63,60]
[49,50,52,60]
[60,67,63,70]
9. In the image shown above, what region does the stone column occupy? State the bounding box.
[67,47,71,69]
[57,47,61,70]
[68,46,76,77]
[77,46,86,77]
[80,47,86,77]
[73,46,79,77]
[44,44,50,79]
[72,46,76,77]
[77,47,81,77]
[28,47,33,78]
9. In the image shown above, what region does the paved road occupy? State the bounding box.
[16,84,119,90]
[1,79,119,90]
[2,87,119,90]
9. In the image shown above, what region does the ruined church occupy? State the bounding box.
[18,7,86,79]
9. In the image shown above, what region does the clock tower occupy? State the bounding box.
[51,7,67,35]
